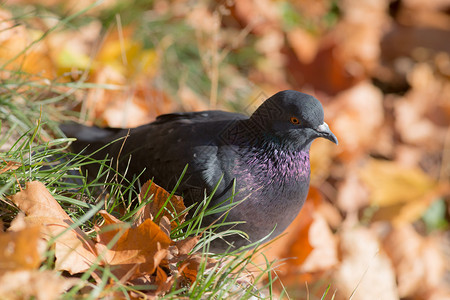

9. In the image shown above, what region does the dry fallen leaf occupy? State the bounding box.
[174,236,201,257]
[135,180,187,228]
[383,224,449,298]
[177,254,217,286]
[0,270,79,300]
[333,227,398,300]
[360,158,449,224]
[328,82,385,161]
[299,214,338,273]
[334,0,390,75]
[96,210,172,280]
[10,181,98,274]
[286,28,319,64]
[336,169,369,214]
[0,220,43,273]
[0,9,55,80]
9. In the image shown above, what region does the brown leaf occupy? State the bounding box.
[333,227,398,300]
[178,255,216,285]
[383,224,448,298]
[286,28,319,64]
[135,181,186,228]
[0,270,79,300]
[96,210,172,279]
[299,214,338,273]
[10,181,97,274]
[328,82,385,161]
[154,266,173,295]
[231,0,281,35]
[0,221,43,273]
[175,236,201,256]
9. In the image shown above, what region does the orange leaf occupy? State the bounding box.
[178,255,216,285]
[96,210,172,279]
[0,223,42,273]
[135,181,187,229]
[10,181,97,274]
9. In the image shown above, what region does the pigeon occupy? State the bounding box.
[61,90,338,252]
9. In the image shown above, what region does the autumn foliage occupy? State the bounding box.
[5,181,207,298]
[1,0,449,299]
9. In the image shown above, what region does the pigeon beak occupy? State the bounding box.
[316,122,338,145]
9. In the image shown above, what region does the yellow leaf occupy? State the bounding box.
[56,48,92,70]
[360,159,449,224]
[360,159,437,206]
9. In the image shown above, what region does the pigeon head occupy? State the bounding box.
[249,90,338,150]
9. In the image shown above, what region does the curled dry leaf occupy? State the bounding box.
[135,180,187,228]
[166,235,213,288]
[96,210,172,280]
[10,181,97,274]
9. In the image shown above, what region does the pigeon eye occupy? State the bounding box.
[290,117,300,125]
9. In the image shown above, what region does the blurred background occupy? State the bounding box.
[1,0,449,299]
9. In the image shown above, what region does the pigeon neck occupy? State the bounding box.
[240,138,311,184]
